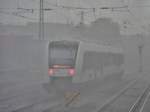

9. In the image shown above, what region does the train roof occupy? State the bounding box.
[49,40,79,44]
[81,42,123,54]
[49,40,123,54]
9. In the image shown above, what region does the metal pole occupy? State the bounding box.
[39,0,44,40]
[137,35,144,73]
[138,45,144,73]
[39,0,41,40]
[80,11,84,25]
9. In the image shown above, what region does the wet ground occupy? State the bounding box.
[0,69,138,112]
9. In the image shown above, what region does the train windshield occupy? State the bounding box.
[49,41,79,68]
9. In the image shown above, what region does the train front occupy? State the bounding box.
[48,40,79,88]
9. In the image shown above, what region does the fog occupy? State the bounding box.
[0,18,149,75]
[0,18,150,112]
[1,0,150,111]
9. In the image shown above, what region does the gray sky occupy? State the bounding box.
[0,0,150,34]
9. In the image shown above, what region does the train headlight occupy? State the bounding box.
[48,69,54,76]
[68,69,75,76]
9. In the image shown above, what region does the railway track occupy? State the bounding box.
[128,85,150,112]
[9,77,150,112]
[140,91,150,112]
[95,78,150,112]
[42,78,142,112]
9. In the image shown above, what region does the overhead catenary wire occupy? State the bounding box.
[1,0,150,18]
[1,0,150,32]
[2,0,150,12]
[0,10,36,20]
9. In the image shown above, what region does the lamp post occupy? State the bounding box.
[137,34,144,73]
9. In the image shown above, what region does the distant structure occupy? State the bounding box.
[32,18,121,46]
[0,18,122,47]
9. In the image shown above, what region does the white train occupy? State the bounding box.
[48,40,124,85]
[75,41,124,83]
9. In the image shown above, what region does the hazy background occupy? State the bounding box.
[0,1,150,111]
[0,0,150,76]
[0,0,150,34]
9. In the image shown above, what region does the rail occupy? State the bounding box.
[128,84,150,112]
[94,79,138,112]
[65,91,80,107]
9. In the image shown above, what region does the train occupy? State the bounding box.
[48,40,124,86]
